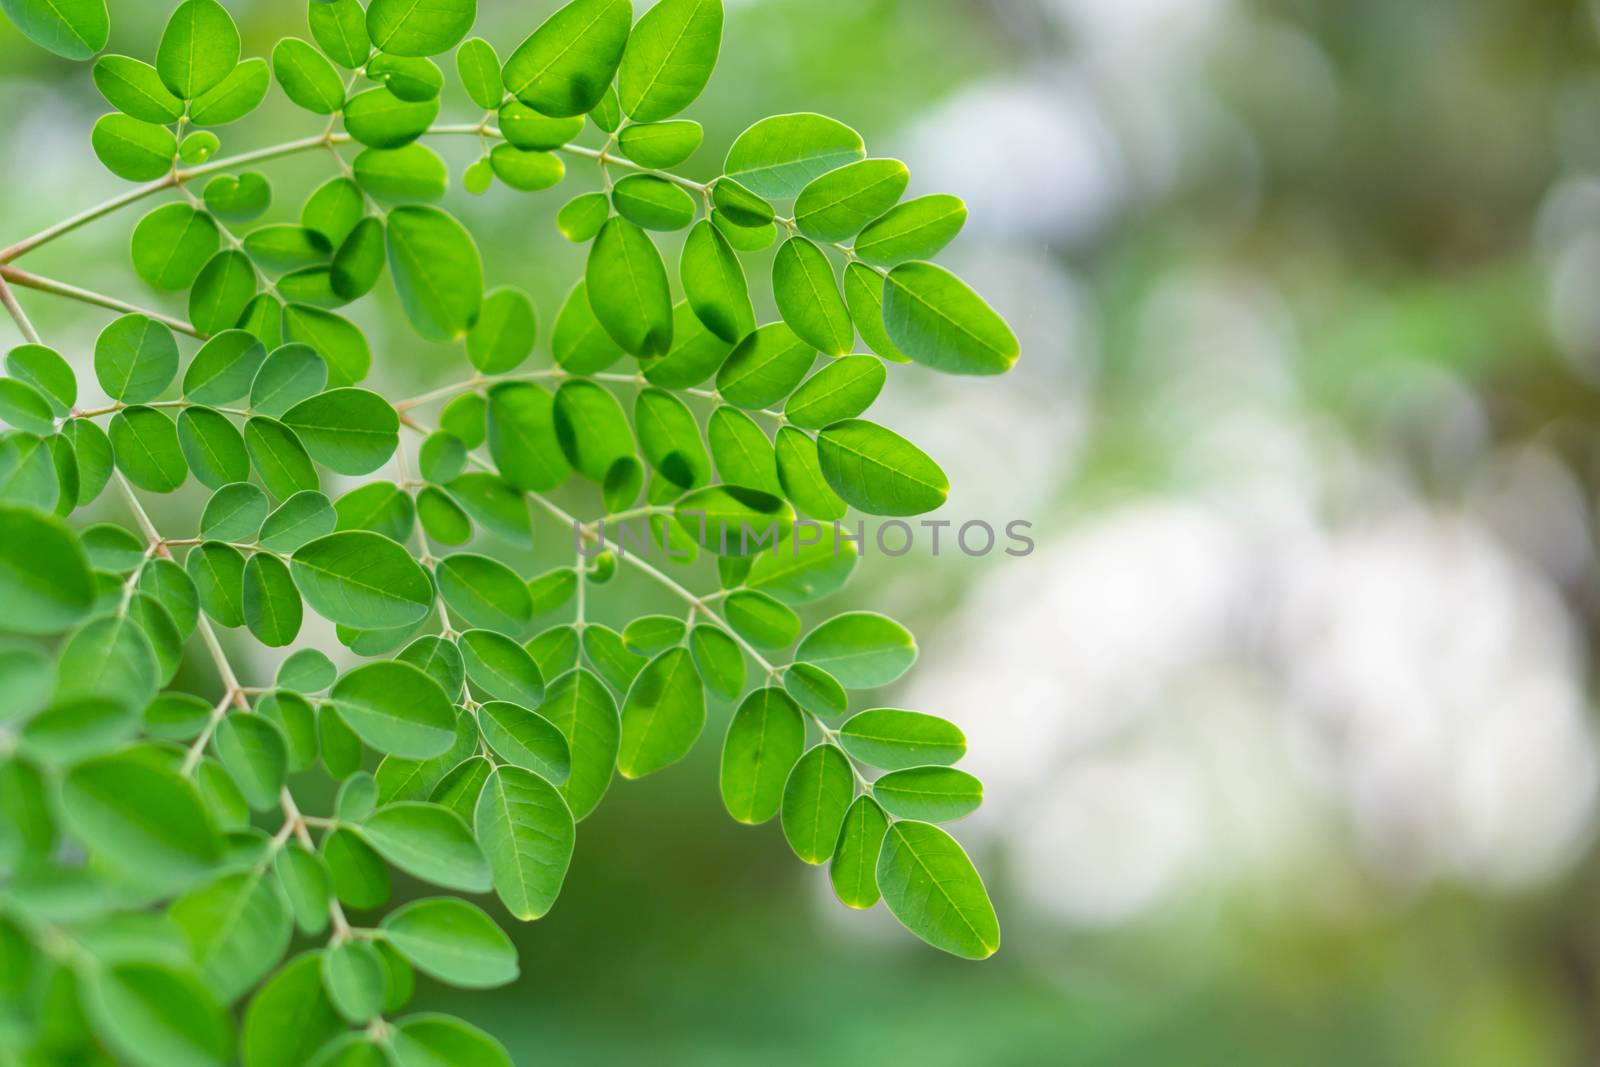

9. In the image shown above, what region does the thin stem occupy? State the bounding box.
[0,272,42,343]
[1,266,204,338]
[3,121,712,266]
[0,133,338,263]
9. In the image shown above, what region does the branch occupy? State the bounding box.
[0,266,205,338]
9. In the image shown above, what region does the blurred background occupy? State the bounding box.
[9,0,1600,1062]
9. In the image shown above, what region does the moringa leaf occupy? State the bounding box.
[876,820,999,959]
[502,0,631,118]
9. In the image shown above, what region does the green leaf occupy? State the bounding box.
[187,541,245,627]
[19,695,137,764]
[429,755,491,824]
[245,416,318,499]
[796,610,915,689]
[309,0,371,68]
[302,177,365,246]
[816,419,947,516]
[830,794,888,909]
[502,0,631,117]
[681,219,754,343]
[498,100,584,149]
[380,897,517,988]
[344,85,439,148]
[241,951,345,1067]
[176,406,249,489]
[274,844,331,935]
[359,802,490,892]
[94,54,181,122]
[558,192,610,243]
[724,112,865,198]
[190,255,260,338]
[329,660,455,759]
[716,321,815,409]
[782,660,847,720]
[617,647,705,778]
[618,119,702,167]
[526,622,577,673]
[456,36,501,108]
[91,114,175,180]
[585,217,674,358]
[488,143,566,191]
[281,388,399,475]
[417,484,471,544]
[839,709,964,771]
[61,750,220,888]
[369,52,445,100]
[243,553,303,647]
[437,555,533,634]
[130,203,219,291]
[444,471,531,542]
[538,668,618,820]
[397,635,463,702]
[283,305,371,387]
[250,343,328,417]
[634,387,709,490]
[706,405,779,494]
[184,334,262,409]
[877,820,999,959]
[386,205,484,341]
[674,484,794,556]
[366,0,474,57]
[7,343,75,415]
[479,700,569,783]
[552,378,634,482]
[854,195,966,267]
[214,712,288,809]
[719,687,804,824]
[881,262,1020,376]
[144,691,209,741]
[775,425,845,520]
[723,589,799,649]
[616,0,720,120]
[795,158,908,242]
[474,765,575,919]
[111,406,188,492]
[373,711,474,805]
[320,705,364,779]
[170,869,292,1000]
[552,281,625,374]
[484,381,567,491]
[273,37,344,113]
[259,690,318,770]
[140,556,199,637]
[325,216,383,300]
[322,941,385,1024]
[711,176,773,226]
[467,286,536,373]
[259,489,337,552]
[204,171,273,222]
[278,647,337,693]
[688,624,743,700]
[189,57,269,125]
[773,237,853,357]
[89,962,232,1067]
[95,313,177,403]
[62,418,113,505]
[353,145,447,203]
[784,354,884,429]
[390,1013,512,1067]
[0,378,53,436]
[0,431,59,510]
[780,743,854,864]
[873,766,982,823]
[324,826,385,896]
[2,0,107,60]
[291,530,432,629]
[460,631,543,712]
[334,481,415,542]
[612,173,696,231]
[156,0,240,99]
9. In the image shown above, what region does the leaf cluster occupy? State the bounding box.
[0,0,1017,1062]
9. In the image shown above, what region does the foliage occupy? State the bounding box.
[0,0,1018,1062]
